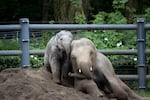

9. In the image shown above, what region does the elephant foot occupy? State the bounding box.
[97,92,103,97]
[52,76,61,84]
[60,79,73,87]
[52,72,61,84]
[89,89,103,97]
[104,93,119,100]
[53,78,61,84]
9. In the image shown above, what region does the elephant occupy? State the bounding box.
[70,38,112,97]
[44,30,73,86]
[70,38,143,100]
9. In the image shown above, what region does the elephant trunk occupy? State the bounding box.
[63,42,71,60]
[79,63,93,79]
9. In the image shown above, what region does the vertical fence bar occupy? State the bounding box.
[19,18,30,68]
[137,18,146,93]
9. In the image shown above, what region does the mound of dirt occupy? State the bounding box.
[0,67,110,100]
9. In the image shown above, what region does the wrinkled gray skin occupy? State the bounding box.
[70,38,104,97]
[70,38,143,100]
[44,30,73,85]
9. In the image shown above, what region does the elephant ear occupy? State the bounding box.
[70,39,79,51]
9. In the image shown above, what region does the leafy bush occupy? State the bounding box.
[145,8,150,23]
[0,37,45,71]
[0,39,20,50]
[75,12,86,24]
[74,10,140,74]
[30,55,44,68]
[0,56,20,71]
[0,55,44,70]
[30,30,57,50]
[0,39,20,71]
[113,0,128,10]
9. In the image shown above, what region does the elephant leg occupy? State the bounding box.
[109,79,128,100]
[75,79,104,97]
[118,79,142,100]
[50,57,61,83]
[44,54,51,72]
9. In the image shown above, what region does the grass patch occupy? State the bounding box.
[134,90,150,97]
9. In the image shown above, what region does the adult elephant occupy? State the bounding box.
[44,30,73,86]
[70,38,142,100]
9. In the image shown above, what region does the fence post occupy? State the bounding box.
[137,18,146,93]
[19,18,30,68]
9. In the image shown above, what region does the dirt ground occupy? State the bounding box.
[0,67,112,100]
[1,67,150,100]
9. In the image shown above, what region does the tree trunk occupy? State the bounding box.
[82,0,90,21]
[42,0,50,23]
[137,0,143,14]
[53,0,90,24]
[53,0,76,23]
[125,0,137,24]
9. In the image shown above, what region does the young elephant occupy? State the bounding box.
[44,30,73,85]
[70,38,108,97]
[70,38,142,100]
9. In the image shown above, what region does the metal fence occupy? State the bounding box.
[0,18,150,93]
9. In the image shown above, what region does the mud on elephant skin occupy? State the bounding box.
[44,30,73,85]
[70,38,143,100]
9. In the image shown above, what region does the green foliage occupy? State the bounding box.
[142,9,150,71]
[138,92,150,97]
[79,30,127,49]
[106,11,127,24]
[30,30,57,50]
[77,30,137,68]
[93,11,127,24]
[145,8,150,23]
[69,0,82,7]
[76,10,138,70]
[144,8,150,50]
[30,55,43,68]
[92,12,106,24]
[113,0,128,10]
[0,56,20,71]
[135,81,150,97]
[0,39,20,70]
[124,81,138,90]
[0,39,20,50]
[87,11,130,50]
[146,31,150,49]
[0,55,44,70]
[75,12,86,24]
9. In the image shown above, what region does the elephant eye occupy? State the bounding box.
[60,38,63,41]
[90,51,93,56]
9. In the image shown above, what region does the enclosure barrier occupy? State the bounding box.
[2,49,150,56]
[0,18,150,93]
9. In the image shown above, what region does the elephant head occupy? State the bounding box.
[71,38,97,79]
[56,30,73,59]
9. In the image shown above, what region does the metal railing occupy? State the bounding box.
[0,18,149,93]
